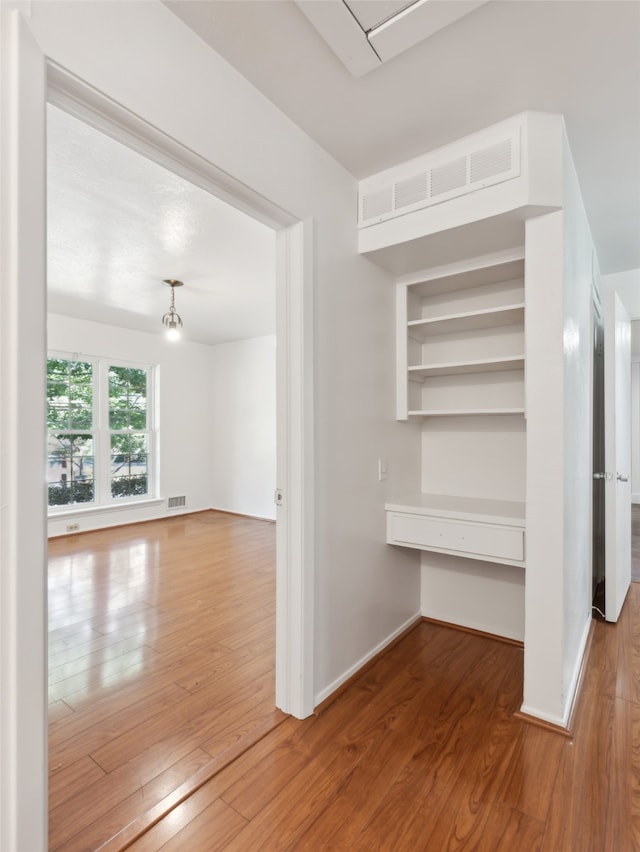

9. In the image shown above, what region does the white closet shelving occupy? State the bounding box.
[397,248,526,419]
[388,247,527,569]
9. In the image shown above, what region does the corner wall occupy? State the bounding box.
[523,127,594,727]
[209,335,277,520]
[560,133,595,712]
[523,210,567,723]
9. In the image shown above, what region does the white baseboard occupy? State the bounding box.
[314,612,422,707]
[209,505,276,522]
[421,608,524,643]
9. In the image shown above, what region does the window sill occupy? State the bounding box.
[48,497,165,520]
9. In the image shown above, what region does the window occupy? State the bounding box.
[47,354,155,510]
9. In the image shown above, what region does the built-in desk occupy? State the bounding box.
[386,493,525,567]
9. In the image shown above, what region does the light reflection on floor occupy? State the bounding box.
[48,537,162,698]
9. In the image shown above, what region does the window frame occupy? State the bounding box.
[47,350,158,514]
[46,355,96,507]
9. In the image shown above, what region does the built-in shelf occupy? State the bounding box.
[402,255,526,297]
[385,493,525,567]
[408,407,526,418]
[408,303,524,339]
[408,356,524,378]
[397,249,526,421]
[386,493,525,526]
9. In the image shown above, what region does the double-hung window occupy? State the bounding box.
[47,353,156,510]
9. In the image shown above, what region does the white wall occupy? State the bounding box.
[604,268,640,320]
[47,313,214,535]
[523,127,594,727]
[30,0,420,708]
[523,210,567,724]
[209,335,276,520]
[559,134,595,718]
[420,415,527,641]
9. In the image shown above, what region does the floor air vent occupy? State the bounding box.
[167,495,186,510]
[358,123,521,228]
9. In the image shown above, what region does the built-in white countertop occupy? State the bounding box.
[385,493,525,528]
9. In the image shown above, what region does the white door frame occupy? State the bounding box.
[0,10,48,852]
[1,12,315,849]
[604,288,632,621]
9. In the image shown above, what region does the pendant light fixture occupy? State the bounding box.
[162,279,184,341]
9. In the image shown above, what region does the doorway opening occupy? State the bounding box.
[1,28,314,848]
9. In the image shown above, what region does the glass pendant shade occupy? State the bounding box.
[162,279,184,340]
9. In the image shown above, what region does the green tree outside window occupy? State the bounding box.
[47,357,153,508]
[109,367,149,498]
[47,359,94,506]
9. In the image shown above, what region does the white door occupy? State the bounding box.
[0,6,48,851]
[604,289,632,621]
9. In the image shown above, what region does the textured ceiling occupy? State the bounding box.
[166,0,640,274]
[47,105,276,346]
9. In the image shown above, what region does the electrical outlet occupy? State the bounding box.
[66,523,80,532]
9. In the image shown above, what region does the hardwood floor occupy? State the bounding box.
[48,511,282,851]
[50,512,640,851]
[125,585,639,852]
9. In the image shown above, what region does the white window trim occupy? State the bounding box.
[47,350,158,514]
[47,497,165,519]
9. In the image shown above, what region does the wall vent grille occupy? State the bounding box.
[167,495,186,510]
[430,156,467,197]
[394,173,428,209]
[470,138,512,184]
[358,126,521,228]
[362,186,393,220]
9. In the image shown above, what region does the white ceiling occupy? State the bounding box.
[48,1,640,344]
[166,0,640,275]
[296,0,490,75]
[346,0,417,31]
[47,106,276,346]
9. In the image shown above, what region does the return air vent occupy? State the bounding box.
[167,495,186,510]
[430,156,467,198]
[362,186,393,221]
[470,139,513,184]
[358,123,521,227]
[394,173,428,209]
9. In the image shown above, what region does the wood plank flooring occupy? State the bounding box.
[50,511,640,851]
[48,511,282,851]
[126,584,640,851]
